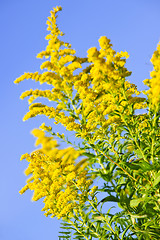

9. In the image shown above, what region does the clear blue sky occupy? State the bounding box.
[1,0,160,239]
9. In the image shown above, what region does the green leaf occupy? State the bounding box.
[58,236,70,239]
[92,214,104,221]
[121,224,132,240]
[139,161,153,171]
[90,232,99,238]
[129,160,153,172]
[153,171,160,186]
[83,152,95,158]
[59,232,71,235]
[99,195,119,204]
[134,149,143,158]
[103,224,111,231]
[125,162,140,170]
[130,198,144,207]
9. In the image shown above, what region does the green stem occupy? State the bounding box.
[68,219,89,240]
[120,112,148,163]
[120,87,148,163]
[97,147,137,182]
[72,181,118,239]
[85,141,137,181]
[95,149,107,173]
[151,105,158,164]
[76,217,102,239]
[88,199,121,240]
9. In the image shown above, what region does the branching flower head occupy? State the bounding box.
[14,6,147,144]
[20,129,93,219]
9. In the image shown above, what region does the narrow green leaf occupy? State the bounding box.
[58,236,71,239]
[130,214,147,219]
[153,171,160,186]
[99,195,119,204]
[59,232,71,235]
[139,161,153,171]
[121,224,132,240]
[130,198,144,207]
[134,149,143,158]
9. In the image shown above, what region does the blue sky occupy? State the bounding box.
[1,0,160,239]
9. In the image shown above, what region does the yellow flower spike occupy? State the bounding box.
[143,41,160,107]
[67,61,82,71]
[19,129,94,219]
[99,36,112,49]
[39,123,52,132]
[89,186,98,197]
[14,72,39,84]
[53,6,62,13]
[20,153,30,161]
[19,185,29,195]
[66,172,76,182]
[87,47,99,62]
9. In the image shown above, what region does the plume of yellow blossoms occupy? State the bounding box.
[15,5,160,238]
[14,6,147,143]
[19,129,93,219]
[143,42,160,107]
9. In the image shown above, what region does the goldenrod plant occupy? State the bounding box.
[15,6,160,239]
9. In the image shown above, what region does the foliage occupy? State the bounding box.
[15,6,160,239]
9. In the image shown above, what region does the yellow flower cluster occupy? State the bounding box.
[14,6,87,132]
[19,129,93,219]
[22,103,56,121]
[14,6,146,142]
[74,36,146,140]
[143,42,160,106]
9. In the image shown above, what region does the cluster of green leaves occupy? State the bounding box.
[55,92,160,239]
[58,197,132,240]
